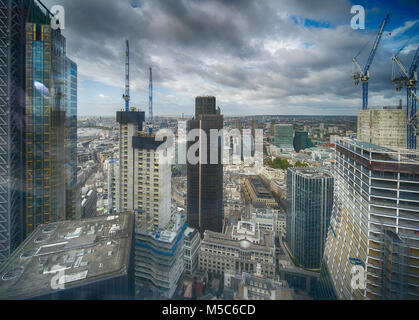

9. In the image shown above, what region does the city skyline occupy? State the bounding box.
[41,0,419,117]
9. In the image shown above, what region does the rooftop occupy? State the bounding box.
[202,221,275,254]
[0,213,134,300]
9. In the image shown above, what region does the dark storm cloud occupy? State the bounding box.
[42,0,417,115]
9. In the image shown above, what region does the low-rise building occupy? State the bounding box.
[243,176,278,208]
[199,221,276,278]
[0,213,135,300]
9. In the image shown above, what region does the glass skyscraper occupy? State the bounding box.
[187,96,224,235]
[273,124,294,149]
[286,167,334,269]
[0,0,77,265]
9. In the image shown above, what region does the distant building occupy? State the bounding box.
[134,212,186,299]
[0,213,135,300]
[184,227,201,276]
[199,221,276,278]
[243,176,278,208]
[357,108,407,149]
[187,96,224,235]
[286,167,333,269]
[273,124,294,149]
[293,131,313,152]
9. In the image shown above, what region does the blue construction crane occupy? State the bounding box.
[122,40,130,112]
[149,67,153,123]
[352,14,390,110]
[392,45,419,149]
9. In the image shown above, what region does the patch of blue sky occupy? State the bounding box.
[291,15,332,29]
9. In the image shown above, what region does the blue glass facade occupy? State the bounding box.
[65,58,77,219]
[286,167,334,269]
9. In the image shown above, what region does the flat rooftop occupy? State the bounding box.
[0,213,133,300]
[202,223,275,254]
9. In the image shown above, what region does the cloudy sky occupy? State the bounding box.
[42,0,419,117]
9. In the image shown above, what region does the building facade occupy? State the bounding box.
[357,108,408,149]
[273,124,294,149]
[184,227,201,276]
[286,167,333,269]
[187,96,224,235]
[322,137,419,299]
[65,58,78,220]
[243,176,278,208]
[134,212,186,299]
[199,221,276,278]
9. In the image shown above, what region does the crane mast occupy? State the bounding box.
[352,14,390,110]
[123,40,130,112]
[392,45,419,149]
[149,67,153,123]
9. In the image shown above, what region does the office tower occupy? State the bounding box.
[0,1,77,265]
[357,108,407,149]
[24,21,67,236]
[199,221,276,277]
[116,108,171,228]
[273,124,294,149]
[132,132,171,228]
[0,213,135,300]
[187,96,223,235]
[0,0,29,264]
[65,58,78,219]
[116,109,145,213]
[286,167,333,269]
[293,131,313,152]
[135,211,186,299]
[322,137,419,299]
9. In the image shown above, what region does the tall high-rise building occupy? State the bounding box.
[0,0,30,264]
[0,1,77,266]
[24,22,67,236]
[293,131,313,152]
[286,168,334,269]
[322,137,419,299]
[116,108,171,228]
[116,109,145,213]
[187,96,224,235]
[65,58,78,219]
[273,124,294,149]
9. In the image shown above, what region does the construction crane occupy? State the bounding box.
[352,14,390,110]
[122,40,130,112]
[149,67,153,123]
[392,45,419,149]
